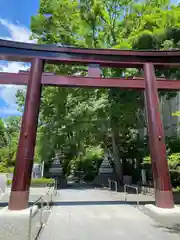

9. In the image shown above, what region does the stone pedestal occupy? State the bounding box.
[0,206,39,240]
[144,204,180,228]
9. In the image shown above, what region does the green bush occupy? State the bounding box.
[0,163,14,173]
[169,170,180,187]
[31,178,54,186]
[7,179,11,185]
[142,156,151,164]
[141,156,151,169]
[70,145,104,182]
[142,153,180,187]
[168,153,180,170]
[0,164,8,173]
[142,153,180,171]
[166,137,180,154]
[173,186,180,193]
[7,178,54,186]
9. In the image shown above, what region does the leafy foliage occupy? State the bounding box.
[0,117,21,172]
[70,145,104,182]
[12,0,180,180]
[143,152,180,187]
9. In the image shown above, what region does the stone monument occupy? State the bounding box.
[99,155,113,174]
[49,153,67,188]
[93,154,115,186]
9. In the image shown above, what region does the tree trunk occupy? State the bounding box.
[111,124,122,181]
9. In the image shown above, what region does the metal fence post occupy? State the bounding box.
[124,185,139,206]
[28,208,32,240]
[115,181,117,192]
[108,179,111,190]
[124,185,127,202]
[47,192,50,209]
[40,198,43,226]
[55,180,57,196]
[136,187,139,206]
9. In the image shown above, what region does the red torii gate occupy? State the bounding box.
[0,39,179,210]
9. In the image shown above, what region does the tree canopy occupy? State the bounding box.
[28,0,180,177]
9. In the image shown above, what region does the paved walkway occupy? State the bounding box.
[0,187,51,240]
[39,187,180,240]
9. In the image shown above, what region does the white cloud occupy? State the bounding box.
[0,19,36,43]
[0,61,28,73]
[0,18,36,116]
[0,107,21,116]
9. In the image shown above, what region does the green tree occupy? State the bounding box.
[15,0,180,179]
[0,119,7,147]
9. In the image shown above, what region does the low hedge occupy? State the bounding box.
[7,178,54,186]
[173,186,180,193]
[169,170,180,187]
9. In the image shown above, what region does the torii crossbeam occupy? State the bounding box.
[0,39,179,210]
[0,71,180,89]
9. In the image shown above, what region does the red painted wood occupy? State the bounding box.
[0,72,180,90]
[1,39,180,56]
[0,40,178,210]
[44,76,144,88]
[144,63,174,208]
[8,58,44,210]
[0,40,180,67]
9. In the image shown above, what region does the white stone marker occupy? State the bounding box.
[0,173,7,193]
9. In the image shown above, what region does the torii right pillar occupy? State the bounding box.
[143,63,174,208]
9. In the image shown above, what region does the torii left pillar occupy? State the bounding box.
[8,58,44,210]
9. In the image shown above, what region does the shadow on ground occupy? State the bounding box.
[52,200,155,206]
[0,201,53,208]
[152,223,180,235]
[0,202,8,207]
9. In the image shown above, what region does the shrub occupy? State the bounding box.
[7,178,54,186]
[173,186,180,193]
[7,167,14,173]
[0,162,14,173]
[0,164,8,173]
[31,178,54,186]
[142,153,180,187]
[169,170,180,187]
[142,153,180,171]
[143,156,151,164]
[70,145,104,182]
[7,179,11,185]
[166,137,180,154]
[168,153,180,170]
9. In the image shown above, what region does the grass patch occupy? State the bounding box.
[7,178,55,186]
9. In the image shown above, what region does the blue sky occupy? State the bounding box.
[0,0,39,118]
[0,0,39,37]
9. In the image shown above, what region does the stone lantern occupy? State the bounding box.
[49,152,67,188]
